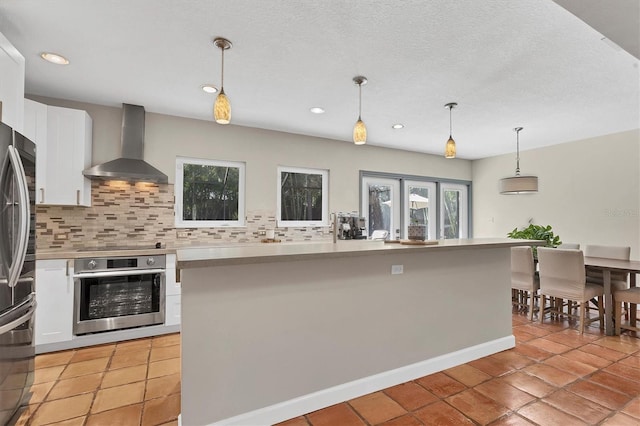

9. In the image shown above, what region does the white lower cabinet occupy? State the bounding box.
[35,259,74,346]
[165,254,181,326]
[165,294,181,326]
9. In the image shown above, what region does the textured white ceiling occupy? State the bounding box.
[0,0,638,159]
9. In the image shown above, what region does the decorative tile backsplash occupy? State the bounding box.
[36,181,330,251]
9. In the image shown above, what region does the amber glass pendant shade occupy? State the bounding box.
[214,90,231,124]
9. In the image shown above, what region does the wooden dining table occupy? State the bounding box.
[584,256,640,336]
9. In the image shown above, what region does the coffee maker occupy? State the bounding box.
[337,213,367,240]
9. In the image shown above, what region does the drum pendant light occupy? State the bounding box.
[353,76,368,145]
[213,37,232,124]
[500,127,539,194]
[444,102,457,158]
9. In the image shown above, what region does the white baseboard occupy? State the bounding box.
[35,324,180,354]
[208,335,515,426]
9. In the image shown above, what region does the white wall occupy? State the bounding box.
[29,96,471,214]
[472,129,640,258]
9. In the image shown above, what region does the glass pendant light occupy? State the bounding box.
[353,76,368,145]
[444,102,457,158]
[500,127,539,194]
[213,37,232,124]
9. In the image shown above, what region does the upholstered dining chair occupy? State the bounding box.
[511,246,539,320]
[584,245,631,291]
[538,247,604,334]
[558,243,580,249]
[584,244,631,318]
[614,287,640,334]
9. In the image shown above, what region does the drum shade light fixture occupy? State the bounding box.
[213,37,232,124]
[444,102,457,158]
[500,127,538,194]
[353,76,367,145]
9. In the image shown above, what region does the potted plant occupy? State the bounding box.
[507,224,561,257]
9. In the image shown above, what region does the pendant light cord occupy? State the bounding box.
[515,128,521,176]
[358,82,362,120]
[220,46,225,91]
[449,105,453,138]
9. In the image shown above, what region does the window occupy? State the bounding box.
[175,157,245,227]
[277,166,329,227]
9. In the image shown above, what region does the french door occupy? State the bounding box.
[361,177,400,240]
[361,175,469,240]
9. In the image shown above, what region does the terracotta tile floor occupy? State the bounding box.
[13,313,640,425]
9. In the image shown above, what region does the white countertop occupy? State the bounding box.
[176,238,542,268]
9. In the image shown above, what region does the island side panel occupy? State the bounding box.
[181,246,512,425]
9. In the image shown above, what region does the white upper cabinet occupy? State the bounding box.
[24,100,93,206]
[0,31,25,132]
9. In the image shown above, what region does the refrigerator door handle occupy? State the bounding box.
[0,292,36,334]
[6,145,30,288]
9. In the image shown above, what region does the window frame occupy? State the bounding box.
[175,156,246,228]
[277,166,329,227]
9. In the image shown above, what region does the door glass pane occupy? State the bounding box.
[361,177,400,240]
[442,189,460,239]
[440,183,468,239]
[404,181,436,240]
[367,184,392,237]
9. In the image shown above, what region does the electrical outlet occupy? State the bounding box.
[258,230,266,236]
[391,264,404,275]
[176,231,189,239]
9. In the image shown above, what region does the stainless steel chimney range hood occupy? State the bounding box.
[83,104,168,184]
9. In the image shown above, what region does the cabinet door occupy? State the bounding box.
[35,259,74,345]
[45,105,92,206]
[24,99,48,204]
[165,294,181,326]
[0,32,25,132]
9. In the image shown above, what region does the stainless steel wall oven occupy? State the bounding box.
[73,255,165,335]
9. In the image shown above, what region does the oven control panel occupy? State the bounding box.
[75,255,166,273]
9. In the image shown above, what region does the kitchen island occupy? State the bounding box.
[176,238,537,425]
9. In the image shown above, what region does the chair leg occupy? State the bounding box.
[579,301,585,334]
[615,296,621,335]
[539,295,546,324]
[597,296,604,330]
[528,291,534,321]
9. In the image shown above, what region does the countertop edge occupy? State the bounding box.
[176,239,544,269]
[36,248,177,260]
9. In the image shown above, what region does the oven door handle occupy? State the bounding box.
[73,269,166,279]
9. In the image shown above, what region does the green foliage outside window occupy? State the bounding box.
[280,172,323,221]
[182,164,239,221]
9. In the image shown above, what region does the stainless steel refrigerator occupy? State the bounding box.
[0,121,36,424]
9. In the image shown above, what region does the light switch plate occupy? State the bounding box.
[391,264,404,275]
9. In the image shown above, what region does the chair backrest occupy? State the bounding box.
[584,244,630,283]
[538,247,586,299]
[558,243,580,250]
[584,245,630,260]
[511,246,536,290]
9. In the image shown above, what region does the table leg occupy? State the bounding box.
[604,269,613,336]
[631,273,637,327]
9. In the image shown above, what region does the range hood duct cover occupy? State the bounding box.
[83,104,168,184]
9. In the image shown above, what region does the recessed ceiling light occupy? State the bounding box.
[392,124,404,129]
[201,84,218,94]
[310,107,325,114]
[40,52,69,65]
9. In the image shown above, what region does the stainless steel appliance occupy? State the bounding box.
[73,254,166,335]
[0,122,36,424]
[336,213,367,240]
